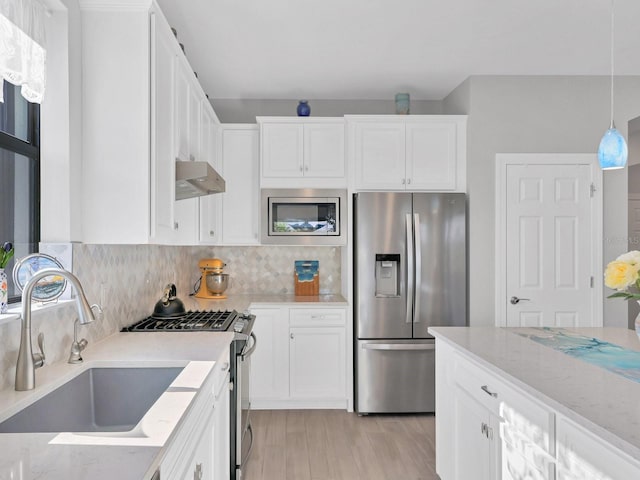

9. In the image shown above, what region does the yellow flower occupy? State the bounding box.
[604,260,640,291]
[616,250,640,267]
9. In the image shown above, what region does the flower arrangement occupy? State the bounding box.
[0,242,13,269]
[604,250,640,300]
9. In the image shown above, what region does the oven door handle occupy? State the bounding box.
[241,332,257,359]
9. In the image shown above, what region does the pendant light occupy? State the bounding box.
[598,0,628,170]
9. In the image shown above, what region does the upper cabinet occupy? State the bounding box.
[79,0,219,244]
[219,125,260,245]
[257,117,346,188]
[346,115,467,192]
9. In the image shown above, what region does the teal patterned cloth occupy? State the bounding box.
[517,328,640,383]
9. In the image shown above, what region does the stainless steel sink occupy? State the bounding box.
[0,367,183,433]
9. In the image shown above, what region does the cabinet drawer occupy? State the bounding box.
[454,351,554,455]
[289,308,346,327]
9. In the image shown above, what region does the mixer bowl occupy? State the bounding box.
[205,273,229,295]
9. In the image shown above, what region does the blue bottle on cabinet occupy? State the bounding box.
[297,100,310,116]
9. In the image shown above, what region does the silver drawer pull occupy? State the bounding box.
[481,385,498,398]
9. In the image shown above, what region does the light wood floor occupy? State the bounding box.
[244,410,439,480]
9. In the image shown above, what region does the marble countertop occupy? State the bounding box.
[0,331,234,480]
[182,293,348,313]
[428,327,640,461]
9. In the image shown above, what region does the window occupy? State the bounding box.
[0,81,40,303]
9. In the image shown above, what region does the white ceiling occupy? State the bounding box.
[156,0,640,101]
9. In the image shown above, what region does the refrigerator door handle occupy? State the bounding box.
[362,343,436,351]
[405,213,414,324]
[413,213,422,323]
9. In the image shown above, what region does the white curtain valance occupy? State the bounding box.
[0,0,47,104]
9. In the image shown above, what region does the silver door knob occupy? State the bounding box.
[510,296,530,305]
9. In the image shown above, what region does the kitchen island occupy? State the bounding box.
[0,331,234,480]
[429,326,640,480]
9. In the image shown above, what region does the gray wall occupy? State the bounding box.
[211,98,444,123]
[444,75,640,327]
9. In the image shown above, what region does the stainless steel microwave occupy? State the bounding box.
[261,188,347,245]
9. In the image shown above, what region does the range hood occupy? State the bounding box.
[175,160,226,200]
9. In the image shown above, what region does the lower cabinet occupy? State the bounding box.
[452,386,500,480]
[249,306,347,409]
[436,339,640,480]
[556,416,640,480]
[437,340,555,480]
[177,410,215,480]
[162,349,231,480]
[212,371,230,480]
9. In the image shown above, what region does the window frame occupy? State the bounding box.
[0,83,41,304]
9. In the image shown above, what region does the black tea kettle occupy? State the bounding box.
[152,283,186,318]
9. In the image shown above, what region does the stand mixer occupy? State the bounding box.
[195,258,229,299]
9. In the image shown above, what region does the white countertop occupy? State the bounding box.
[428,326,640,461]
[183,293,348,312]
[0,331,234,480]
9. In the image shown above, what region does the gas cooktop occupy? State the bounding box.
[123,310,238,332]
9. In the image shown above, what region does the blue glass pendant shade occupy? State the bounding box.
[598,127,628,170]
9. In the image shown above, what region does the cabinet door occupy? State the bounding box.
[175,66,190,163]
[220,126,259,244]
[213,373,230,480]
[199,105,220,244]
[452,386,498,480]
[261,123,303,178]
[556,416,640,480]
[289,326,345,399]
[303,123,345,178]
[353,122,406,190]
[406,122,457,190]
[179,410,214,480]
[150,13,177,242]
[188,77,201,161]
[249,308,289,401]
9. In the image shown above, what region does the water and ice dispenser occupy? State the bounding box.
[374,254,400,297]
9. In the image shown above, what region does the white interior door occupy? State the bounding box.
[496,154,602,327]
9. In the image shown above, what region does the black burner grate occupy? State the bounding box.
[123,310,238,332]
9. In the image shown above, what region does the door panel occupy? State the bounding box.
[354,192,412,339]
[505,163,594,327]
[412,193,467,337]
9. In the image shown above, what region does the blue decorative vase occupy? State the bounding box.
[297,100,310,117]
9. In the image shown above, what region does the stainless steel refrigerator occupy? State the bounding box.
[354,192,467,414]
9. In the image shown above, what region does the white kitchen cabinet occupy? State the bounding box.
[220,125,260,245]
[248,307,290,402]
[80,1,215,245]
[452,386,500,480]
[257,118,346,188]
[162,348,230,480]
[199,104,221,245]
[212,371,230,480]
[289,307,346,400]
[249,306,347,409]
[436,339,556,480]
[347,115,466,192]
[556,415,640,480]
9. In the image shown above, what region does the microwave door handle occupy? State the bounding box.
[413,213,421,323]
[406,213,413,324]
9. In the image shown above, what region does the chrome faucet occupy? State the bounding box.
[15,268,96,391]
[68,304,102,364]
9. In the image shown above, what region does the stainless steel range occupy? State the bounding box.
[123,309,256,480]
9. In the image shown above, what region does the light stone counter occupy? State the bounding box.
[428,326,640,461]
[182,293,348,313]
[0,331,234,480]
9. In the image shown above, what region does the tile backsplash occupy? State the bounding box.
[0,244,341,391]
